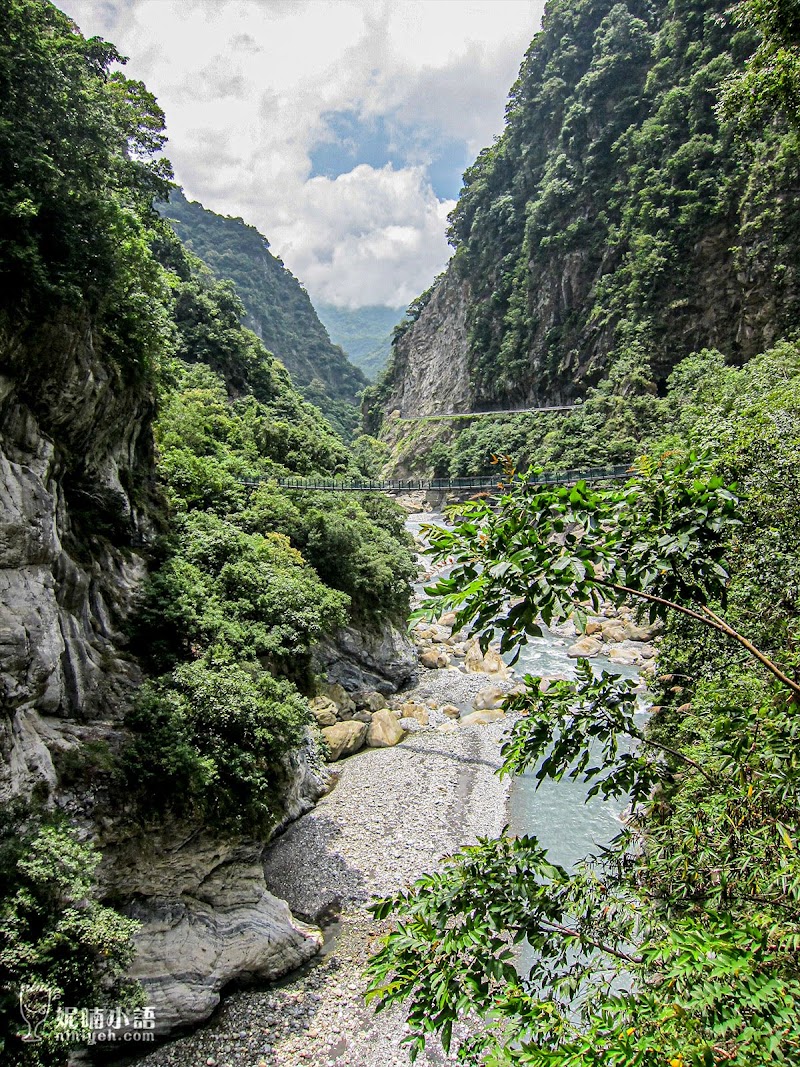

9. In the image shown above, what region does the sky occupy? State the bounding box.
[57,0,544,309]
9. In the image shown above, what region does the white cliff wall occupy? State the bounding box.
[0,314,323,1033]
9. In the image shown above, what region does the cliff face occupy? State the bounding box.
[0,314,151,800]
[376,270,473,419]
[98,754,327,1034]
[0,314,328,1031]
[374,0,800,430]
[163,190,367,437]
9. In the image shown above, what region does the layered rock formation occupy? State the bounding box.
[0,317,327,1031]
[0,314,152,800]
[99,745,328,1034]
[311,620,417,694]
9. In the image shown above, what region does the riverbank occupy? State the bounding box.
[134,707,511,1067]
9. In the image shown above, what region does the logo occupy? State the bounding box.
[18,984,53,1043]
[17,989,157,1047]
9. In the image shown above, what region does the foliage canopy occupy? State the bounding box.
[366,348,800,1064]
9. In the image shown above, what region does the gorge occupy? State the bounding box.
[2,0,800,1065]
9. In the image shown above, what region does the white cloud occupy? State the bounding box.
[57,0,544,307]
[282,164,455,307]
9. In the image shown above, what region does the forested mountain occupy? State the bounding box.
[366,0,800,472]
[162,189,367,437]
[315,302,405,379]
[0,3,414,1060]
[364,6,800,1063]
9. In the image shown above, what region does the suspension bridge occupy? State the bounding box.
[240,463,631,494]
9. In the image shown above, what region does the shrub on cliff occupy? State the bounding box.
[123,661,312,834]
[0,814,139,1067]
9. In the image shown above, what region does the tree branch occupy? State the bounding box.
[538,920,644,965]
[597,580,800,699]
[640,737,715,783]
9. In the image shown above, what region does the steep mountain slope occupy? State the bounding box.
[316,302,405,379]
[368,0,800,457]
[162,189,367,437]
[0,4,415,1058]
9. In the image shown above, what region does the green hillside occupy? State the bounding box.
[162,189,368,438]
[315,302,405,379]
[368,0,800,478]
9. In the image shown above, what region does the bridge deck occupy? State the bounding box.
[240,464,631,493]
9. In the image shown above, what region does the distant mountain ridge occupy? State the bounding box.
[162,189,367,437]
[315,303,405,380]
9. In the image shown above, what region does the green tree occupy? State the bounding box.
[719,0,800,126]
[0,815,139,1067]
[366,454,800,1064]
[0,0,172,337]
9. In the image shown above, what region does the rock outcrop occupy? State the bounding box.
[377,270,473,420]
[99,807,328,1034]
[0,315,154,800]
[312,619,417,694]
[0,317,331,1034]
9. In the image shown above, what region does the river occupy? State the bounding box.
[409,506,647,983]
[408,507,644,867]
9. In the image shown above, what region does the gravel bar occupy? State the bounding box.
[132,682,512,1067]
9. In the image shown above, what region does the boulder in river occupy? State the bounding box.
[401,702,430,725]
[320,721,368,761]
[461,709,506,727]
[623,621,661,642]
[600,620,628,643]
[568,637,603,658]
[608,644,642,665]
[473,684,507,711]
[309,696,338,727]
[366,709,406,748]
[464,641,509,677]
[420,648,449,669]
[481,649,508,675]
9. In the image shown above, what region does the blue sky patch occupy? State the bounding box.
[310,109,470,201]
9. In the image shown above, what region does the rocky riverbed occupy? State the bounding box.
[132,698,510,1067]
[127,510,656,1067]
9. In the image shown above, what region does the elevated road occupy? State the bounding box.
[393,404,578,422]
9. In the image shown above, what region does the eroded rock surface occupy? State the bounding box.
[312,620,417,694]
[0,319,331,1035]
[100,831,325,1034]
